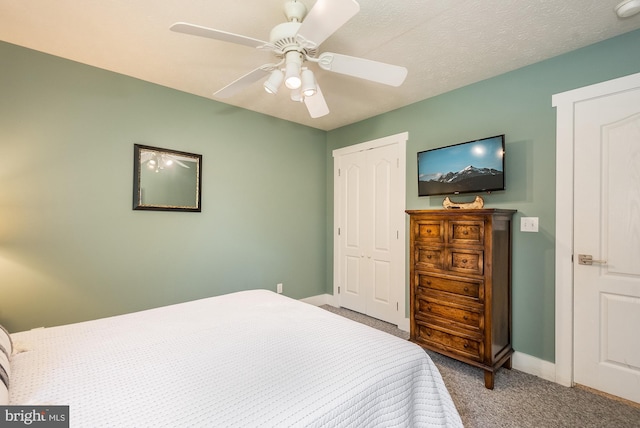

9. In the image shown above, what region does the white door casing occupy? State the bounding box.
[553,72,640,402]
[333,132,407,326]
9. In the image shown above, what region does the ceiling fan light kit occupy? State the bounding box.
[615,0,640,18]
[290,88,303,102]
[170,0,408,118]
[284,51,303,89]
[301,69,317,97]
[264,69,284,94]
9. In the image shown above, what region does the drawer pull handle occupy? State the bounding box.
[427,306,432,311]
[463,315,468,320]
[462,259,468,263]
[426,280,432,285]
[427,255,432,259]
[463,342,469,349]
[463,231,469,235]
[464,287,469,292]
[426,331,431,337]
[426,229,431,233]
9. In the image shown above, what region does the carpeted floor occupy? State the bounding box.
[320,305,640,428]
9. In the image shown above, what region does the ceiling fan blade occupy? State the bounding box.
[317,52,407,87]
[296,0,360,47]
[170,22,269,49]
[214,67,271,98]
[304,84,330,118]
[173,160,191,169]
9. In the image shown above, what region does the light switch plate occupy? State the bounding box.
[521,217,539,232]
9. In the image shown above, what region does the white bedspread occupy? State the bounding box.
[10,290,462,427]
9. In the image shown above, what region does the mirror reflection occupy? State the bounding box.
[133,144,202,212]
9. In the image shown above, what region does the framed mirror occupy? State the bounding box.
[133,144,202,212]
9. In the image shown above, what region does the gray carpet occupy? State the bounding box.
[320,305,640,428]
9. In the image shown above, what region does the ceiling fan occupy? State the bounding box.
[170,0,408,118]
[141,150,192,173]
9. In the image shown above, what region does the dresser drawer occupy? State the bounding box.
[447,248,484,275]
[415,323,483,362]
[415,244,444,270]
[414,220,444,243]
[415,296,483,331]
[449,220,484,245]
[416,273,483,300]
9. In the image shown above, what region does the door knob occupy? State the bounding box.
[578,254,607,265]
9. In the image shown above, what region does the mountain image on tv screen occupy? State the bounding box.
[418,135,505,196]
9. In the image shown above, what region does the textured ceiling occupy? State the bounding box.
[1,0,639,130]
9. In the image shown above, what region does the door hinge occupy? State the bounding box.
[396,302,399,311]
[338,227,341,236]
[338,286,341,294]
[338,168,341,177]
[397,230,399,239]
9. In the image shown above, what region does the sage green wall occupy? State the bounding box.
[3,29,639,359]
[326,29,640,363]
[0,41,326,333]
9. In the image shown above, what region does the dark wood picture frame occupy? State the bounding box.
[133,144,202,212]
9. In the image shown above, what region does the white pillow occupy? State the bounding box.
[0,324,12,405]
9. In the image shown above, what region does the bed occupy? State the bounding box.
[3,290,463,427]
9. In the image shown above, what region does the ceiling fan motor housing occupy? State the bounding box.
[269,2,318,58]
[270,22,303,53]
[269,21,318,58]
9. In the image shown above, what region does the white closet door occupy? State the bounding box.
[338,149,367,313]
[365,143,400,322]
[334,133,407,325]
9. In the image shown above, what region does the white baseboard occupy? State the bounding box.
[512,351,557,383]
[300,293,337,307]
[397,318,410,332]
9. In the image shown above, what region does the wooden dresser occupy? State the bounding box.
[406,209,516,389]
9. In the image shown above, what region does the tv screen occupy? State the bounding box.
[418,135,505,197]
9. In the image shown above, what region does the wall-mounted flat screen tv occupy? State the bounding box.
[418,135,505,197]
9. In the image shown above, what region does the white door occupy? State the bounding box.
[573,85,640,403]
[333,133,407,325]
[338,149,367,314]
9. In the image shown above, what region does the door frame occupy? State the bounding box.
[553,72,640,387]
[332,132,408,329]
